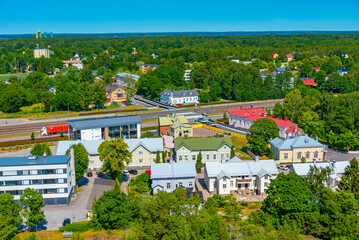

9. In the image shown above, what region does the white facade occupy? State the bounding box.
[184,69,192,82]
[175,145,231,163]
[34,48,50,58]
[80,128,102,141]
[0,155,74,205]
[62,60,83,70]
[160,89,199,105]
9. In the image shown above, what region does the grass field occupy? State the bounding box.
[241,201,262,216]
[231,136,252,160]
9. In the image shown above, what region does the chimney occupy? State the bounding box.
[315,135,318,142]
[43,151,47,157]
[251,105,253,109]
[255,156,259,162]
[70,147,76,196]
[284,116,288,121]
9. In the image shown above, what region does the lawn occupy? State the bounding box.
[231,136,252,160]
[240,201,262,216]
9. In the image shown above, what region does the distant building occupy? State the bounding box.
[205,157,278,195]
[229,107,299,138]
[48,85,56,94]
[115,73,140,86]
[337,68,349,76]
[270,136,325,163]
[286,54,293,61]
[34,48,50,58]
[151,161,196,194]
[273,67,285,75]
[174,137,232,163]
[158,115,189,135]
[62,59,83,70]
[150,53,158,58]
[0,154,75,205]
[140,64,159,73]
[312,67,321,71]
[302,78,316,86]
[160,89,199,106]
[68,115,141,140]
[290,161,349,189]
[184,69,192,82]
[271,53,278,58]
[105,84,126,103]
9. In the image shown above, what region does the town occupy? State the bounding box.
[0,30,359,239]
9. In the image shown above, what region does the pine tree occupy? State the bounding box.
[114,178,121,190]
[230,146,235,158]
[196,151,203,173]
[30,132,35,140]
[162,150,166,163]
[156,150,161,163]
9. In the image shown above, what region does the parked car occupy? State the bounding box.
[63,218,71,226]
[129,100,135,105]
[97,172,103,177]
[129,170,138,175]
[87,172,93,177]
[123,170,129,176]
[278,165,288,171]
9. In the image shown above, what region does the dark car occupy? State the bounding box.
[63,218,71,226]
[87,172,93,177]
[129,170,138,175]
[97,172,103,177]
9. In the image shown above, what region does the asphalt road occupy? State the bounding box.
[325,149,359,162]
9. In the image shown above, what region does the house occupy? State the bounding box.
[273,67,285,75]
[337,68,349,76]
[271,53,278,58]
[150,53,158,58]
[229,107,299,138]
[170,123,193,138]
[281,62,289,68]
[34,48,50,58]
[174,137,232,163]
[68,115,141,140]
[204,156,278,195]
[115,73,140,86]
[302,78,316,86]
[286,54,293,61]
[125,138,164,169]
[56,140,104,170]
[160,89,199,106]
[140,64,159,73]
[184,69,193,82]
[312,67,321,71]
[151,161,196,194]
[290,161,349,189]
[270,136,325,163]
[62,59,83,70]
[0,154,75,205]
[163,135,174,159]
[48,85,56,94]
[158,115,189,135]
[105,84,126,103]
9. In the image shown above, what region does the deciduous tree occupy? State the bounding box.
[20,188,46,231]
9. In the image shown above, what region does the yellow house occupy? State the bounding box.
[270,136,325,163]
[106,84,126,102]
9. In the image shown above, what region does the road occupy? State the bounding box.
[325,149,359,162]
[0,99,283,137]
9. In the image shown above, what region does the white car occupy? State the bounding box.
[123,170,129,176]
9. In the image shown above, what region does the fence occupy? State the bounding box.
[191,123,246,139]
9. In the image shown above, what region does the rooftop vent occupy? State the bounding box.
[304,139,309,144]
[28,155,38,160]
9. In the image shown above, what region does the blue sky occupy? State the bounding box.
[1,0,359,34]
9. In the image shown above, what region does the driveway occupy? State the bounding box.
[325,149,358,162]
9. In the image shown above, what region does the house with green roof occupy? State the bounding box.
[174,137,232,163]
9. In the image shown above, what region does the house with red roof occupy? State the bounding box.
[302,79,316,86]
[286,54,293,61]
[312,67,321,71]
[229,106,299,138]
[62,59,83,70]
[271,53,278,58]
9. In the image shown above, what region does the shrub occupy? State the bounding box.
[62,222,90,232]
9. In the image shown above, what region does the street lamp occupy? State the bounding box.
[72,206,75,222]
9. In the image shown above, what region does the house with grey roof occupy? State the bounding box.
[160,89,199,106]
[68,115,141,140]
[204,156,278,195]
[124,138,164,169]
[270,136,325,163]
[290,161,350,189]
[151,161,196,194]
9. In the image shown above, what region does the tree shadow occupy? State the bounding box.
[77,176,89,187]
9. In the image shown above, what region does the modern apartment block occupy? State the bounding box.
[34,48,50,58]
[68,115,141,140]
[0,154,75,205]
[184,69,192,82]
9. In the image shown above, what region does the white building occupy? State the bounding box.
[116,73,140,86]
[62,59,83,70]
[34,48,50,58]
[160,89,199,106]
[0,154,75,205]
[204,157,278,195]
[184,69,192,82]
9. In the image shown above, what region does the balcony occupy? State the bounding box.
[236,178,251,183]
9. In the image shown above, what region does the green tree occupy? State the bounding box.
[114,179,121,190]
[66,144,89,180]
[156,150,161,163]
[98,139,132,180]
[196,151,203,173]
[91,189,140,229]
[223,112,228,119]
[301,157,306,163]
[128,173,150,194]
[30,143,52,156]
[0,193,22,227]
[162,150,166,163]
[92,80,107,108]
[60,128,64,137]
[306,165,331,200]
[314,70,326,86]
[20,188,46,231]
[338,158,359,199]
[247,118,279,154]
[230,145,235,159]
[0,215,17,240]
[31,132,35,140]
[123,75,136,104]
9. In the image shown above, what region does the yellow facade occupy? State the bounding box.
[275,147,324,163]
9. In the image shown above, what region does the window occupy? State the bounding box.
[152,158,156,163]
[264,175,268,180]
[221,154,224,160]
[139,159,143,163]
[230,181,234,187]
[32,180,39,184]
[254,180,257,187]
[44,189,56,194]
[223,184,227,189]
[179,182,183,187]
[179,156,183,161]
[192,155,196,161]
[57,169,64,174]
[189,182,193,187]
[3,170,17,176]
[43,179,56,184]
[185,155,188,161]
[284,153,289,160]
[167,183,171,189]
[224,146,227,150]
[226,154,230,160]
[206,155,210,160]
[139,151,143,155]
[314,151,319,158]
[213,154,217,160]
[305,151,310,159]
[297,152,302,159]
[22,170,29,175]
[264,183,268,187]
[58,179,65,184]
[89,161,94,166]
[5,181,17,186]
[58,188,65,193]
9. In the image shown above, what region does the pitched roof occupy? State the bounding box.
[151,162,196,179]
[105,84,123,92]
[229,107,267,118]
[56,140,104,155]
[0,155,70,167]
[302,79,316,86]
[275,67,285,72]
[270,136,324,150]
[174,137,232,151]
[163,135,174,148]
[68,115,141,130]
[170,123,192,129]
[244,116,298,128]
[159,115,189,126]
[286,54,293,58]
[312,67,321,70]
[160,89,199,98]
[290,161,349,176]
[124,138,163,152]
[205,160,278,179]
